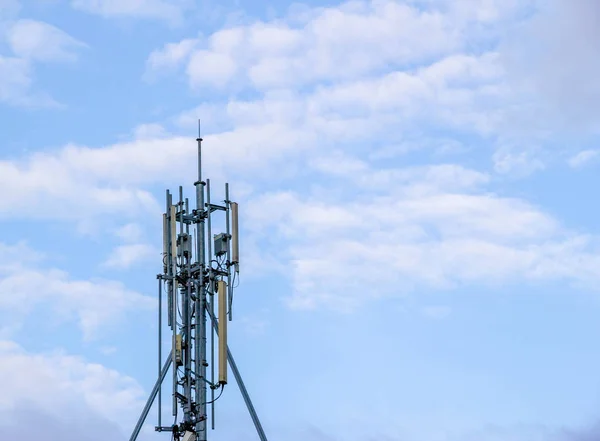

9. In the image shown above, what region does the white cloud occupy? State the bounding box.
[0,51,61,109]
[102,243,157,270]
[492,145,546,177]
[0,120,324,225]
[501,0,600,134]
[309,150,368,176]
[0,241,44,271]
[174,50,505,145]
[7,19,87,62]
[0,242,155,340]
[4,0,598,320]
[114,223,145,243]
[2,0,590,299]
[568,149,599,169]
[0,142,164,223]
[153,0,600,174]
[0,341,143,436]
[0,55,32,105]
[187,49,239,88]
[16,114,582,314]
[244,161,600,311]
[145,38,197,75]
[0,17,84,107]
[423,0,527,24]
[148,0,516,90]
[71,0,189,24]
[132,122,169,139]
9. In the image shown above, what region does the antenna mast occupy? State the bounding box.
[129,123,268,441]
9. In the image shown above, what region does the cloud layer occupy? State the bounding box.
[245,160,600,310]
[0,242,154,340]
[3,1,600,440]
[0,14,85,106]
[0,340,143,440]
[71,0,191,24]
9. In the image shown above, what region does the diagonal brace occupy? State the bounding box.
[130,351,173,441]
[206,305,269,441]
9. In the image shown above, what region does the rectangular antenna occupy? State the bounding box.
[175,334,183,367]
[218,280,228,385]
[231,202,239,270]
[162,213,168,273]
[170,205,177,277]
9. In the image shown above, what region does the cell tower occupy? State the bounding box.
[129,124,268,441]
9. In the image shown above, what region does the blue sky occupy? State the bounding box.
[1,0,600,440]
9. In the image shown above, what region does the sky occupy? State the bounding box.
[1,0,600,440]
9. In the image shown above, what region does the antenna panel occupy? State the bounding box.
[162,213,168,273]
[218,280,228,385]
[231,202,239,267]
[170,205,177,276]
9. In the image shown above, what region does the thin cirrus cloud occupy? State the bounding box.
[568,149,600,169]
[0,55,32,106]
[101,243,158,270]
[71,0,191,25]
[6,19,87,63]
[0,18,86,106]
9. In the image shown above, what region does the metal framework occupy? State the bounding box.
[129,124,268,441]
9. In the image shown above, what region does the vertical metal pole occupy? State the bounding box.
[158,277,162,428]
[184,195,193,422]
[195,123,208,440]
[166,192,172,330]
[206,178,215,432]
[225,184,232,322]
[199,273,208,441]
[179,186,185,400]
[178,187,186,421]
[167,191,178,417]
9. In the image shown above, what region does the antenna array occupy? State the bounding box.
[129,125,268,441]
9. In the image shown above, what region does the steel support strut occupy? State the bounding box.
[206,305,269,441]
[129,338,268,441]
[130,352,173,441]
